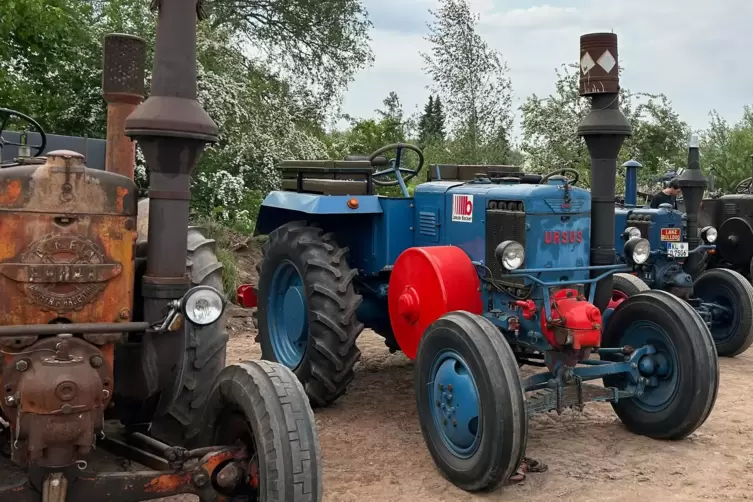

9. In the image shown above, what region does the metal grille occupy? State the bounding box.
[724,203,738,216]
[102,34,147,96]
[418,210,438,239]
[485,201,526,285]
[626,216,651,239]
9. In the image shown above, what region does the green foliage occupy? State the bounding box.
[701,108,753,192]
[421,0,514,164]
[520,63,691,192]
[418,95,446,145]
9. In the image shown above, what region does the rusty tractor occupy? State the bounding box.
[0,2,321,501]
[241,33,719,491]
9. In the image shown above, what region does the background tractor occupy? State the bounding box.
[0,1,321,501]
[246,32,719,492]
[612,140,753,356]
[698,155,753,282]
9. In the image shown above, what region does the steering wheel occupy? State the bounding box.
[735,177,752,194]
[539,167,580,187]
[368,143,425,187]
[0,108,47,164]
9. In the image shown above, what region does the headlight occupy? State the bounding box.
[623,226,641,239]
[181,285,225,326]
[495,240,525,270]
[701,226,717,244]
[624,237,650,265]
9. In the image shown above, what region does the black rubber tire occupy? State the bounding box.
[256,221,364,407]
[149,226,228,446]
[414,311,527,492]
[612,273,651,296]
[200,360,322,502]
[602,290,719,440]
[693,268,753,357]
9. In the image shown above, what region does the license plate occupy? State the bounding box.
[661,228,681,241]
[667,242,688,258]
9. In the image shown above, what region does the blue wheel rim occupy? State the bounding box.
[267,260,308,368]
[428,349,482,458]
[622,320,679,411]
[700,293,737,345]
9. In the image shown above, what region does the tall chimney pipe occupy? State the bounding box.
[622,159,642,207]
[102,33,146,179]
[678,134,707,276]
[577,33,632,312]
[124,0,218,414]
[749,154,753,194]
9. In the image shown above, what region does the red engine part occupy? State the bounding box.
[388,246,482,359]
[1,336,113,468]
[236,284,258,308]
[540,289,602,349]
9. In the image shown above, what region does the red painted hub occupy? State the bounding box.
[607,289,628,310]
[388,246,482,359]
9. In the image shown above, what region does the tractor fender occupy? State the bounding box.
[255,191,383,236]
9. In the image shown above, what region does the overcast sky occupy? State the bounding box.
[338,0,752,141]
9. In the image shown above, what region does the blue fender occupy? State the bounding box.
[254,191,384,236]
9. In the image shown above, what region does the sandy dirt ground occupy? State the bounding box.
[4,312,753,501]
[223,320,753,502]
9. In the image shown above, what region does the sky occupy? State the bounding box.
[338,0,753,141]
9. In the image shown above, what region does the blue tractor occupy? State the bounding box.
[249,33,719,492]
[612,140,753,357]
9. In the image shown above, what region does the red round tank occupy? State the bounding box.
[388,246,483,359]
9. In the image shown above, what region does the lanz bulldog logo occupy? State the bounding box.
[452,194,473,222]
[0,234,122,312]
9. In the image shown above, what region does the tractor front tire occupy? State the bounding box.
[200,360,323,502]
[256,221,364,407]
[608,273,650,310]
[415,311,527,492]
[693,268,753,357]
[149,226,228,446]
[602,290,718,439]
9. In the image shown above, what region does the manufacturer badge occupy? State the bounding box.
[452,194,473,222]
[660,228,681,241]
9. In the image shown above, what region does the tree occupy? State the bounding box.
[520,63,691,189]
[418,95,446,145]
[209,0,374,114]
[432,96,446,141]
[700,107,753,192]
[421,0,513,164]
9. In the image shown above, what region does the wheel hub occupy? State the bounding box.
[431,354,480,455]
[283,286,307,347]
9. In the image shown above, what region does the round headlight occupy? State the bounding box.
[624,226,641,239]
[624,237,650,265]
[182,286,225,326]
[701,226,717,243]
[495,240,525,270]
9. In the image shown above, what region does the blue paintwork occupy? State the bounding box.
[622,160,642,207]
[429,349,481,458]
[267,261,308,367]
[256,170,688,412]
[618,320,677,412]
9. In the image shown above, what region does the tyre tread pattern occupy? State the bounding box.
[256,221,364,406]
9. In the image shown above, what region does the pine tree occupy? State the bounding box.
[418,95,435,144]
[432,95,446,141]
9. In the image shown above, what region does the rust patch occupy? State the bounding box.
[116,186,128,213]
[143,473,193,493]
[0,179,22,206]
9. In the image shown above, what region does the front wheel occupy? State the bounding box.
[414,311,527,492]
[608,273,650,310]
[693,268,753,357]
[602,290,719,439]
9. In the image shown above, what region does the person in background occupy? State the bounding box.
[650,178,681,209]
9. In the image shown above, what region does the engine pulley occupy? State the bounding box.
[388,246,482,359]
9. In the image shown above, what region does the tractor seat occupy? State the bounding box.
[279,159,375,196]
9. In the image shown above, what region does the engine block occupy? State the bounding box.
[0,150,138,348]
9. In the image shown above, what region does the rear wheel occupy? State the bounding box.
[256,221,364,406]
[693,268,753,357]
[414,311,526,492]
[602,290,718,439]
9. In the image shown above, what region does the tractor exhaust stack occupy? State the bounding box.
[622,159,642,207]
[677,134,707,275]
[102,33,146,180]
[577,33,632,311]
[124,0,218,411]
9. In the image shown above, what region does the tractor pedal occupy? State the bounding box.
[525,383,614,416]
